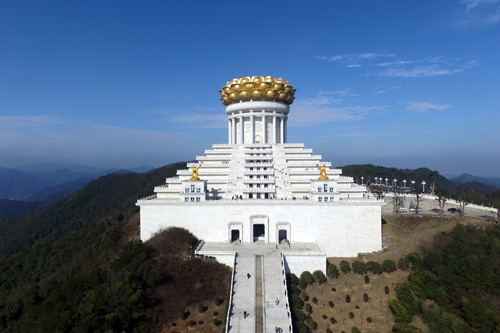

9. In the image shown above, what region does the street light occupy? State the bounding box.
[385,178,388,186]
[403,179,407,187]
[361,176,364,185]
[422,181,426,193]
[411,180,415,190]
[394,178,397,186]
[379,177,383,184]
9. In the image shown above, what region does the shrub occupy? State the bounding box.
[382,259,397,272]
[327,263,340,278]
[322,314,327,319]
[300,271,315,285]
[349,312,354,319]
[331,287,336,292]
[385,286,390,295]
[330,317,337,324]
[293,308,306,321]
[367,317,372,323]
[352,327,361,333]
[291,294,304,308]
[215,297,224,306]
[198,304,207,313]
[313,270,327,283]
[340,260,351,273]
[366,261,382,274]
[312,296,318,304]
[291,284,300,295]
[198,320,204,325]
[346,295,351,303]
[301,291,309,302]
[405,252,423,270]
[363,293,369,302]
[213,319,222,326]
[364,275,370,284]
[305,303,312,313]
[398,257,410,270]
[290,273,300,285]
[187,320,196,326]
[328,301,334,308]
[306,317,317,330]
[212,311,219,316]
[327,329,333,333]
[352,260,366,274]
[180,310,190,319]
[295,321,308,333]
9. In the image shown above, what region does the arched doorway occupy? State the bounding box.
[228,222,243,243]
[250,216,269,243]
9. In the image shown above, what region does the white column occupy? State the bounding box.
[228,119,231,144]
[231,117,235,144]
[239,115,244,144]
[284,117,287,143]
[250,114,254,144]
[280,116,284,143]
[262,114,267,144]
[272,115,276,144]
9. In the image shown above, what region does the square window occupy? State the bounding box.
[190,197,195,202]
[323,184,328,192]
[318,197,322,202]
[196,197,200,202]
[185,187,189,193]
[318,187,321,193]
[184,197,189,202]
[329,187,333,192]
[191,185,195,193]
[196,187,200,193]
[324,197,328,202]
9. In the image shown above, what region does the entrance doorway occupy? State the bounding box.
[278,230,287,243]
[231,229,240,242]
[253,224,265,242]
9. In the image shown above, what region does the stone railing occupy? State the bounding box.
[280,252,293,333]
[225,252,237,332]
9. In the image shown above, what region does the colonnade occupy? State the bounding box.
[228,112,287,144]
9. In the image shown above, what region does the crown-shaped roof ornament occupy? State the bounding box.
[219,75,296,106]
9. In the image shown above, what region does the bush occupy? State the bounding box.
[305,303,312,313]
[180,310,190,319]
[366,261,382,274]
[349,312,354,319]
[327,329,333,333]
[293,308,306,321]
[313,270,327,283]
[346,295,351,303]
[213,319,222,326]
[382,259,397,272]
[352,260,366,274]
[385,286,390,295]
[328,301,334,308]
[306,317,317,330]
[322,314,327,319]
[291,284,300,295]
[215,297,224,306]
[290,273,299,285]
[198,320,204,325]
[340,260,351,273]
[364,275,370,284]
[327,263,340,278]
[187,320,196,326]
[300,271,314,285]
[295,321,308,333]
[301,291,309,302]
[367,317,372,323]
[363,293,369,302]
[198,304,207,313]
[312,297,318,304]
[330,317,337,324]
[405,252,423,270]
[291,294,304,308]
[352,327,361,333]
[398,257,410,270]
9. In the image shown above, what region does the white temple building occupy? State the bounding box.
[136,76,385,273]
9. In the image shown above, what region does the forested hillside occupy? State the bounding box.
[0,162,231,332]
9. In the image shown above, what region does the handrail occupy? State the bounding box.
[225,252,237,332]
[280,252,293,332]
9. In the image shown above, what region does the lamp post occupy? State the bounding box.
[411,180,415,190]
[379,177,383,184]
[403,179,407,188]
[422,181,426,193]
[394,178,397,187]
[361,176,364,185]
[385,178,388,186]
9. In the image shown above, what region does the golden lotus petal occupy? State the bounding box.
[239,76,251,84]
[273,83,284,91]
[239,90,250,99]
[251,89,263,98]
[231,83,242,91]
[244,82,256,90]
[259,82,271,90]
[251,75,264,83]
[228,92,238,100]
[278,92,287,99]
[265,90,277,98]
[264,76,275,83]
[223,87,231,93]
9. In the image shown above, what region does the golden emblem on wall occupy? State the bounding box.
[190,165,200,181]
[317,164,329,180]
[219,75,296,106]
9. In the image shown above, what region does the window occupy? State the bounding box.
[184,197,189,202]
[318,187,322,193]
[318,197,322,202]
[196,197,200,202]
[324,197,328,202]
[196,187,200,193]
[329,187,333,192]
[191,185,195,193]
[324,184,328,192]
[190,197,195,202]
[185,187,189,193]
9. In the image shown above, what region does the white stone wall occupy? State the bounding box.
[138,201,383,258]
[283,254,327,275]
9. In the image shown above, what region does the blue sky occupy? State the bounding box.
[1,1,499,177]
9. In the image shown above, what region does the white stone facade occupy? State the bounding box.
[136,96,385,272]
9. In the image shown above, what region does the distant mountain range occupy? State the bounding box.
[0,163,156,219]
[451,173,500,188]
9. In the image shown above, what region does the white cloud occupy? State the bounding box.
[316,53,395,67]
[460,0,498,11]
[406,102,451,112]
[376,60,479,78]
[289,95,386,127]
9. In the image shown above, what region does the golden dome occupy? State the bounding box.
[219,75,296,105]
